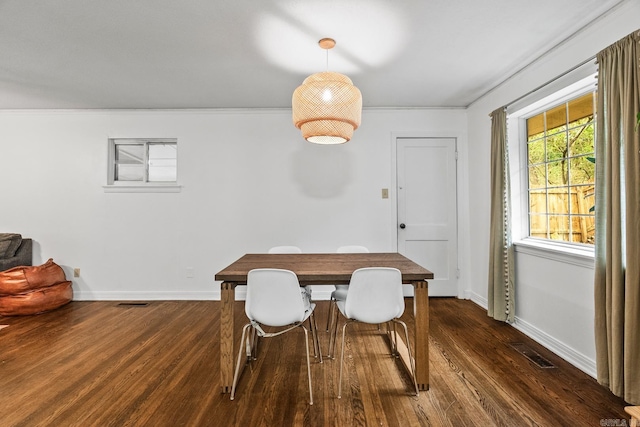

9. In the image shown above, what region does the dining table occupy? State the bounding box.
[214,252,434,393]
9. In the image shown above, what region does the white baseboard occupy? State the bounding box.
[512,316,596,378]
[73,290,219,301]
[465,290,488,309]
[463,290,596,378]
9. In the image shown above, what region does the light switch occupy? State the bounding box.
[381,188,389,199]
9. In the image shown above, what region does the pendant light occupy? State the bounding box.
[292,38,362,144]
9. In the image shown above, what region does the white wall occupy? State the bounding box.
[465,0,640,377]
[0,107,466,300]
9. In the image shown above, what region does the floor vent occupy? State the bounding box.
[509,342,556,368]
[117,302,150,307]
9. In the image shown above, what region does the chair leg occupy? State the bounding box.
[328,303,341,359]
[383,321,397,356]
[308,317,316,358]
[391,321,399,357]
[327,315,334,358]
[309,312,323,364]
[325,297,335,332]
[247,327,259,362]
[230,323,252,401]
[300,325,314,405]
[395,319,419,396]
[251,328,259,360]
[338,321,352,398]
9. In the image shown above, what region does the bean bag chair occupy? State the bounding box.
[0,258,66,295]
[0,259,72,316]
[0,281,73,316]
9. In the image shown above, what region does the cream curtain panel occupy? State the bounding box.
[488,107,515,323]
[594,30,640,405]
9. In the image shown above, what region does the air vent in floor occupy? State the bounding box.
[117,302,150,307]
[509,342,556,368]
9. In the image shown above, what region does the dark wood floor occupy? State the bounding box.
[0,298,629,426]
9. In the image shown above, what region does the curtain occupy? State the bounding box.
[594,30,640,405]
[488,107,515,323]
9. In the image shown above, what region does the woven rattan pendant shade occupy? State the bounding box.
[292,39,362,144]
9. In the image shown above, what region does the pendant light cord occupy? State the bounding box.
[318,37,335,72]
[326,48,329,71]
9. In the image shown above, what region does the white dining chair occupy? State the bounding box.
[267,245,313,314]
[334,267,419,398]
[325,246,369,339]
[230,268,321,405]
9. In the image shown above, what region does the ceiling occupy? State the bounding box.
[0,0,623,110]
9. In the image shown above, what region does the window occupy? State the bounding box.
[524,91,596,245]
[106,138,179,192]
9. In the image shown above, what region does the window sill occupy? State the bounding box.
[103,184,182,193]
[513,238,594,268]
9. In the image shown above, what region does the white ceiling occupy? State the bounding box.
[0,0,623,110]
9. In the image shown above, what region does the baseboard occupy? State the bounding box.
[512,316,597,378]
[73,290,219,301]
[465,290,488,309]
[463,293,596,379]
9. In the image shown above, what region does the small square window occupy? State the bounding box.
[106,138,179,192]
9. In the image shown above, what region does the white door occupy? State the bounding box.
[397,137,457,297]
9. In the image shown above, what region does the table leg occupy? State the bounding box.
[413,280,429,390]
[220,281,235,393]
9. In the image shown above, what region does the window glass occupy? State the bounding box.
[115,144,144,181]
[108,139,177,185]
[525,91,595,245]
[148,143,177,182]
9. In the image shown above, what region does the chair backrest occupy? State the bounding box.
[268,246,302,254]
[246,269,306,327]
[344,267,404,324]
[336,245,369,253]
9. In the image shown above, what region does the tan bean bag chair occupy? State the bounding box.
[0,281,73,316]
[0,259,72,316]
[0,258,66,295]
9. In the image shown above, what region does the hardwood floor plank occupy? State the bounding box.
[0,298,630,426]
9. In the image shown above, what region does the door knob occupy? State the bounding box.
[399,223,406,229]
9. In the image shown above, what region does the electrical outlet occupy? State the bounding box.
[186,267,194,278]
[73,268,80,277]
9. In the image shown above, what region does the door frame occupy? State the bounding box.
[390,131,470,299]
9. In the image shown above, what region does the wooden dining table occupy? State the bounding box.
[214,252,434,393]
